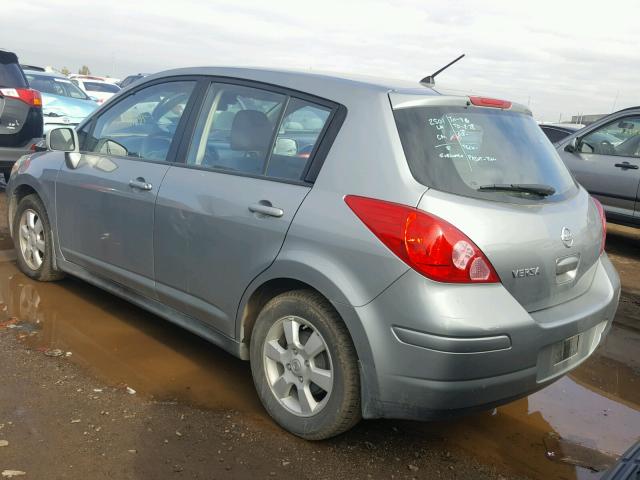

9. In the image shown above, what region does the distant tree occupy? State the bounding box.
[78,65,91,75]
[60,66,70,76]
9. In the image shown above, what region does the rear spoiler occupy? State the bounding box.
[389,92,532,116]
[0,50,19,65]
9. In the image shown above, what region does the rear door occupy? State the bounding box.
[559,115,640,220]
[154,80,335,336]
[55,78,198,297]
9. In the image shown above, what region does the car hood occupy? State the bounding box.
[41,93,98,119]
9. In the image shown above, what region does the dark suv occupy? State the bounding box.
[0,50,43,181]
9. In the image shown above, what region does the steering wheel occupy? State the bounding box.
[152,92,189,122]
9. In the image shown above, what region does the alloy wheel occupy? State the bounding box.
[18,209,45,271]
[263,315,334,417]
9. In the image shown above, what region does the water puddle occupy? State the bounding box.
[0,261,260,414]
[0,259,638,479]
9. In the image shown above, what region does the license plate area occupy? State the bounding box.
[551,334,580,365]
[536,322,607,383]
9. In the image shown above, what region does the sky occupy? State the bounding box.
[2,0,638,122]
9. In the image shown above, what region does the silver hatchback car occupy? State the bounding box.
[7,68,620,439]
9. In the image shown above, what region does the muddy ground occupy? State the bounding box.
[0,190,638,480]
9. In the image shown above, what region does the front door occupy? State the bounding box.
[560,115,640,220]
[154,81,334,336]
[55,79,197,297]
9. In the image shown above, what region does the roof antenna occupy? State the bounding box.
[420,54,465,87]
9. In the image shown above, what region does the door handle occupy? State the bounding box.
[129,177,153,191]
[614,162,639,170]
[249,202,284,218]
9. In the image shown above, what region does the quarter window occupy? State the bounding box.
[580,116,640,158]
[82,81,195,162]
[266,98,331,180]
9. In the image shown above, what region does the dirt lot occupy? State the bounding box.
[0,190,638,480]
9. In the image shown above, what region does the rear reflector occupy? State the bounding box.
[0,87,42,107]
[592,196,606,254]
[469,96,512,109]
[345,195,500,283]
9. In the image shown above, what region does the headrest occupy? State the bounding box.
[230,110,272,151]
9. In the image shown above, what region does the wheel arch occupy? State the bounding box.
[235,264,375,370]
[8,179,47,238]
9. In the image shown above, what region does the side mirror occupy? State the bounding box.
[46,127,79,153]
[273,138,298,156]
[564,137,579,153]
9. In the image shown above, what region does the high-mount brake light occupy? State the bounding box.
[469,96,512,109]
[592,196,607,255]
[344,195,500,283]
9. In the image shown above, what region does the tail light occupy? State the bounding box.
[345,195,500,283]
[0,88,42,107]
[592,196,606,254]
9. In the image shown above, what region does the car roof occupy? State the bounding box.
[0,50,19,64]
[70,75,110,82]
[135,67,531,114]
[23,69,69,79]
[144,66,439,98]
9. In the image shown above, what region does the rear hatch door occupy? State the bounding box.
[417,188,601,312]
[0,51,40,146]
[391,93,603,312]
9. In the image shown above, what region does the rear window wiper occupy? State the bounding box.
[477,183,556,197]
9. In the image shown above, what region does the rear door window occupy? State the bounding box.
[393,105,577,203]
[187,85,333,182]
[25,74,89,99]
[186,83,286,175]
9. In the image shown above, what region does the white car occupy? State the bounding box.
[69,76,121,105]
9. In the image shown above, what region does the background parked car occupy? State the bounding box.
[540,123,583,143]
[118,73,149,89]
[0,50,43,181]
[24,69,98,133]
[69,75,120,104]
[556,106,640,226]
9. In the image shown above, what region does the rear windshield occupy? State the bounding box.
[84,82,120,93]
[26,73,89,99]
[0,62,28,88]
[393,106,577,203]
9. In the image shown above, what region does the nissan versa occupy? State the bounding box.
[6,68,620,440]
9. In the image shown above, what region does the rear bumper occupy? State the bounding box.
[354,254,620,420]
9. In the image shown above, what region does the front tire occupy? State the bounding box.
[13,194,64,282]
[250,290,361,440]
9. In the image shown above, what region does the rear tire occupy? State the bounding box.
[250,290,361,440]
[13,194,64,282]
